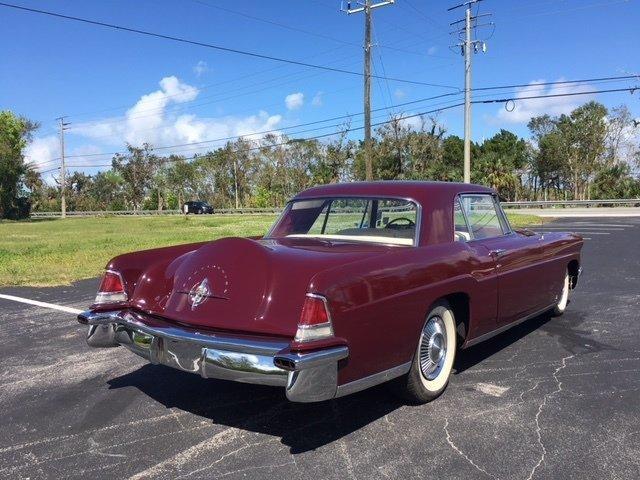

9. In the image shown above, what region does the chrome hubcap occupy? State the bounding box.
[419,316,447,380]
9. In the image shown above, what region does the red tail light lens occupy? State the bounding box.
[295,294,334,342]
[94,270,128,305]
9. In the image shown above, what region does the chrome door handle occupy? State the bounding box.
[490,248,507,257]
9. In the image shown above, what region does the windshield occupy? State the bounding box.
[267,197,418,246]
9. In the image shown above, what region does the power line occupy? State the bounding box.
[57,85,639,171]
[68,47,381,129]
[476,86,638,105]
[401,0,450,33]
[62,43,346,120]
[57,76,637,161]
[29,75,636,170]
[64,92,464,160]
[473,74,639,92]
[65,72,635,134]
[189,0,362,48]
[503,0,633,22]
[372,18,396,114]
[0,2,458,90]
[449,0,492,183]
[61,101,469,170]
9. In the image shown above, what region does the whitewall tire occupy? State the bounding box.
[394,300,457,403]
[553,271,570,316]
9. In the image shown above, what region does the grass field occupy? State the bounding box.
[0,212,540,287]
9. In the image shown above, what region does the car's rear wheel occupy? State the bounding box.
[393,300,457,403]
[552,271,570,316]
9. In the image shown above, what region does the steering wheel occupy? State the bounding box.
[385,217,416,229]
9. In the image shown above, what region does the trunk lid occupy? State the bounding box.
[130,237,392,336]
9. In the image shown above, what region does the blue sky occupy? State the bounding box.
[1,0,638,177]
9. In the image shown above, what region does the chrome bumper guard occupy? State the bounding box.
[78,310,348,403]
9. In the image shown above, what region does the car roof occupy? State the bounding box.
[293,181,494,203]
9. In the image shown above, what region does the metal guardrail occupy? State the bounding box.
[28,199,640,218]
[30,208,283,218]
[502,199,640,208]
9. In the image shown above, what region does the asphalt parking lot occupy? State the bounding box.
[1,217,639,480]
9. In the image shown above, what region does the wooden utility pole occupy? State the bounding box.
[463,5,472,184]
[449,0,491,183]
[56,117,70,218]
[343,0,395,181]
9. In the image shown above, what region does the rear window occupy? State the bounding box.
[267,197,418,246]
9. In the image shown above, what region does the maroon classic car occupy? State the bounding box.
[79,181,582,403]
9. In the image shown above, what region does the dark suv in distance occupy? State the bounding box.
[183,201,214,214]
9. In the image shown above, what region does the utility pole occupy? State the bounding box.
[342,0,395,181]
[449,0,491,183]
[233,157,239,209]
[56,117,70,218]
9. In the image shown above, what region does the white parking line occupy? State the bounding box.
[536,231,611,235]
[568,223,635,227]
[0,294,82,315]
[532,226,626,230]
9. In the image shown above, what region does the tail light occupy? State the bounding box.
[94,270,128,305]
[294,293,334,342]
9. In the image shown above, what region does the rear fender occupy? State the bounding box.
[308,242,492,384]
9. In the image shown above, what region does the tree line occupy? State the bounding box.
[1,100,638,219]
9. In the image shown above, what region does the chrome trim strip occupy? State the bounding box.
[80,310,288,355]
[463,303,556,348]
[335,361,411,398]
[80,309,351,402]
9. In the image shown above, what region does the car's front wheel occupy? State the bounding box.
[393,300,457,403]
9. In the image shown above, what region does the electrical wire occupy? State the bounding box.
[188,0,362,48]
[0,2,458,90]
[63,92,464,160]
[473,74,638,92]
[475,86,637,105]
[60,101,468,170]
[52,84,639,172]
[59,74,636,157]
[30,76,636,170]
[401,0,450,34]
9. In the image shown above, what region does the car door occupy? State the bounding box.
[459,194,544,327]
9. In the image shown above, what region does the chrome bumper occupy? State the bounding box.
[78,310,348,403]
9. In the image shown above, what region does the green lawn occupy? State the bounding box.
[0,212,540,287]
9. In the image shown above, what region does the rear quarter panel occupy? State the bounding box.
[310,242,497,385]
[536,231,583,303]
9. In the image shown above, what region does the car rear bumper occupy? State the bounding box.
[78,310,348,402]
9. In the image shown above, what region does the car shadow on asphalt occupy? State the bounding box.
[108,366,405,454]
[454,312,555,374]
[454,306,613,375]
[107,306,610,454]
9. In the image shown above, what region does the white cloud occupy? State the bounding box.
[394,88,406,100]
[193,60,210,78]
[24,135,59,170]
[30,76,284,168]
[495,79,596,124]
[285,92,304,111]
[427,46,438,56]
[311,91,323,107]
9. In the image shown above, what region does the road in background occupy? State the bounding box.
[508,207,640,218]
[1,217,639,479]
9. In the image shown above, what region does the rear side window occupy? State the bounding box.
[459,195,507,240]
[453,199,471,242]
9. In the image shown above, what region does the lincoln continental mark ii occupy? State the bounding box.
[78,181,583,403]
